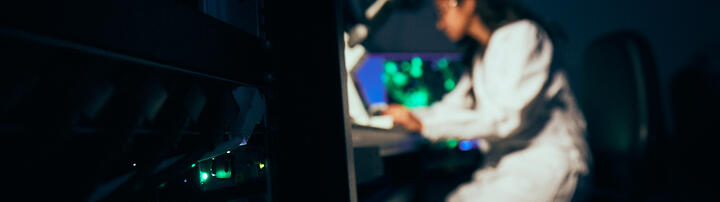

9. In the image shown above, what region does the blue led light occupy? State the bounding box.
[459,140,473,151]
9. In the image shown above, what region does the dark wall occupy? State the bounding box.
[360,0,463,52]
[517,0,720,134]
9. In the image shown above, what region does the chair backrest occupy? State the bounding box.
[669,49,720,200]
[579,31,665,200]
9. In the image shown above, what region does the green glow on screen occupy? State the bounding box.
[438,59,449,69]
[401,61,411,71]
[411,57,423,68]
[409,57,423,78]
[410,57,423,78]
[392,73,409,87]
[405,89,429,108]
[410,66,423,78]
[447,139,459,149]
[384,61,398,73]
[382,57,462,108]
[444,79,456,90]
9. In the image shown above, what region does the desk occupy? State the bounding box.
[352,125,483,202]
[351,125,427,156]
[351,125,427,184]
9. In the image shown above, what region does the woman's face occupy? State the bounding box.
[435,0,475,42]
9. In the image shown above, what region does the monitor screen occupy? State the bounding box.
[353,53,465,110]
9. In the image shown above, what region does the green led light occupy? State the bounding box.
[191,163,196,168]
[444,79,456,91]
[438,59,449,69]
[392,73,409,87]
[447,139,459,149]
[216,170,232,179]
[384,61,398,74]
[258,163,265,169]
[200,172,209,183]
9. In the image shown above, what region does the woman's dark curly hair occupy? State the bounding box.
[456,0,546,68]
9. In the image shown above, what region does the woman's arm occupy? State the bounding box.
[385,73,473,132]
[413,20,553,141]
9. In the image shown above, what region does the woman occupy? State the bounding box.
[384,0,591,201]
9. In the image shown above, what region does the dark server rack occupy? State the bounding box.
[0,0,271,201]
[1,0,356,201]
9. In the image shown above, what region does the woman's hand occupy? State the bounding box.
[383,104,423,132]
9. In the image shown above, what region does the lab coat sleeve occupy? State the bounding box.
[412,20,553,141]
[411,73,474,121]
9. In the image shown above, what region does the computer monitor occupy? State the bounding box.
[352,53,465,113]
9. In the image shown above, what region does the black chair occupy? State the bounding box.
[669,51,720,201]
[579,32,669,201]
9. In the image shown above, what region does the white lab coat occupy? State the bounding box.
[412,20,591,202]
